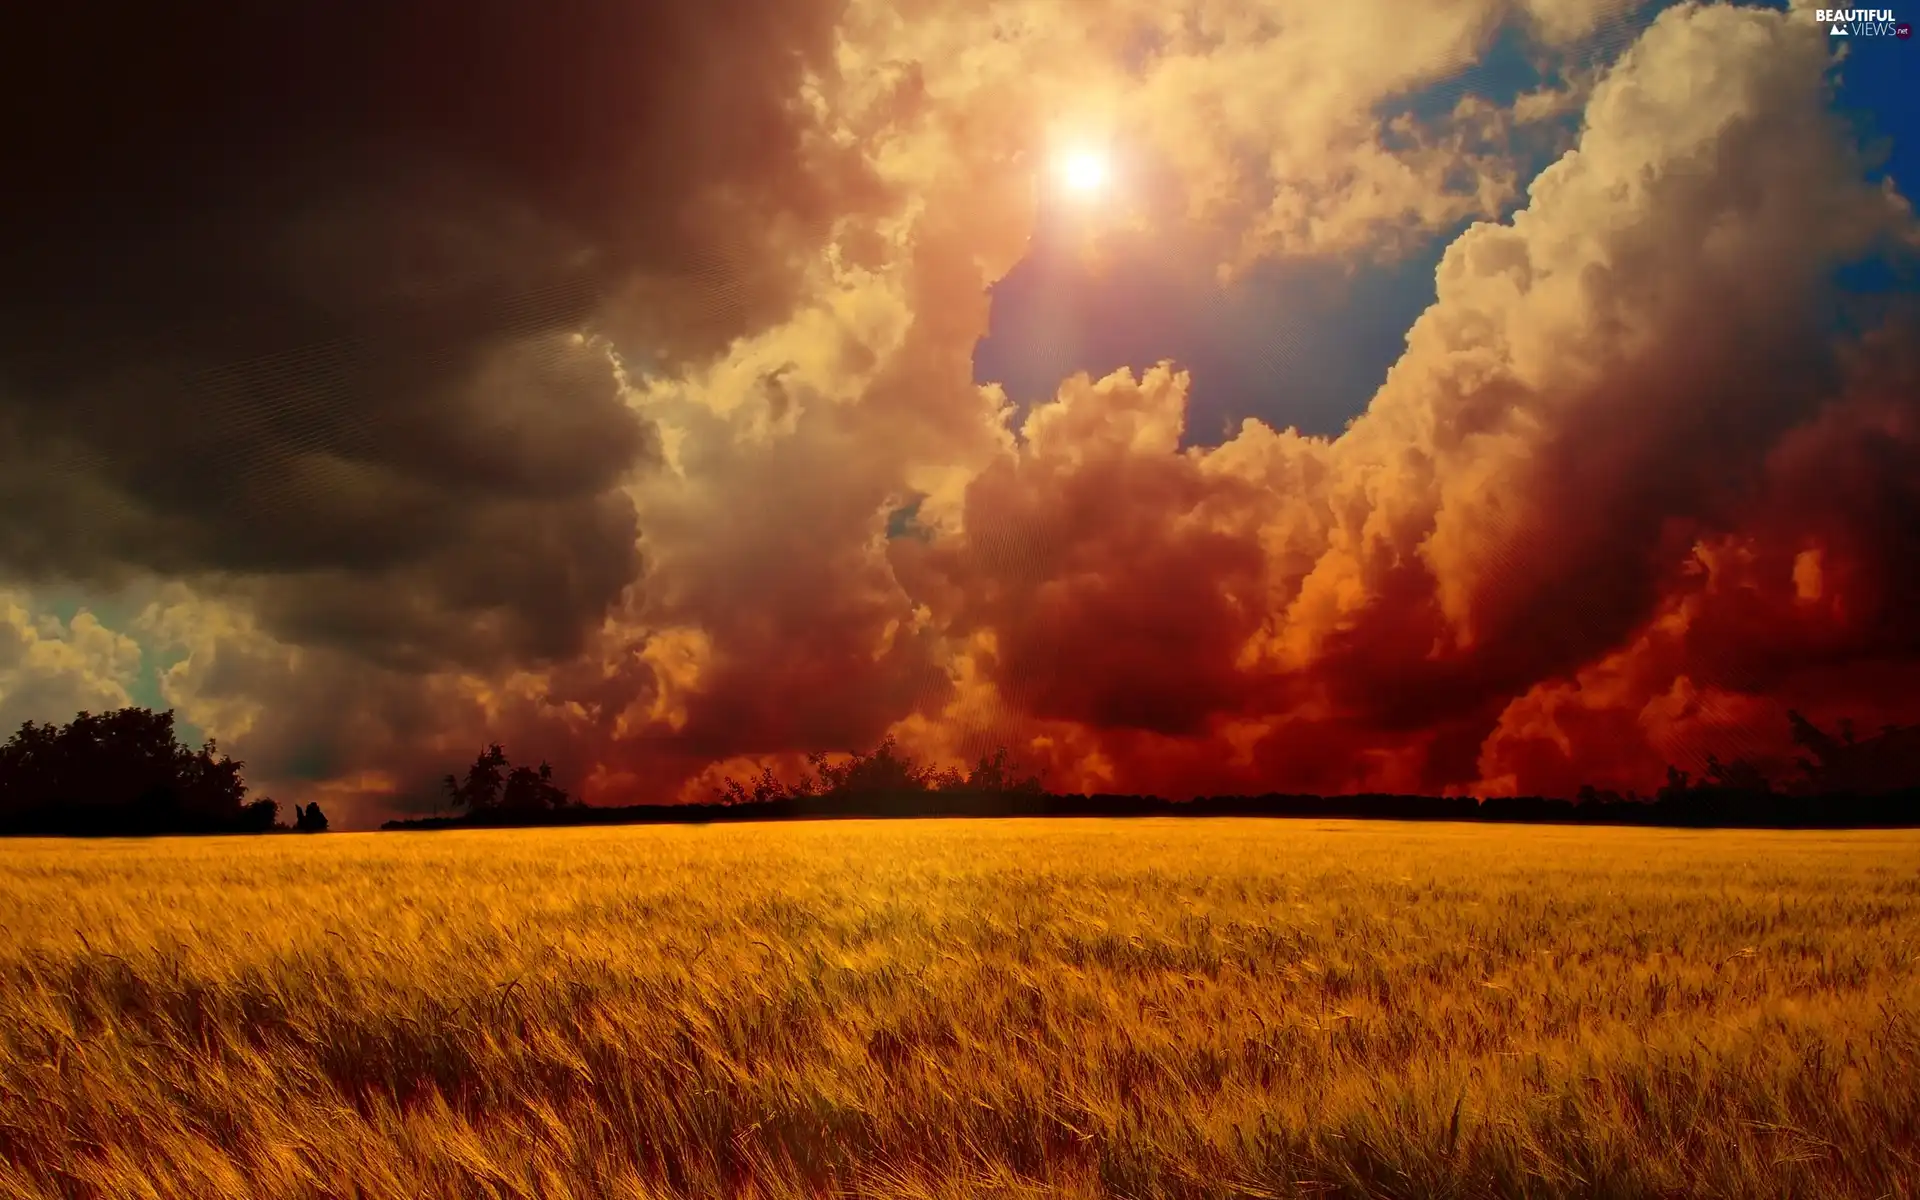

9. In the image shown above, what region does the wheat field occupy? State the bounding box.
[1,820,1916,1199]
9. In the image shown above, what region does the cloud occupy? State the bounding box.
[1475,314,1920,794]
[3,1,1916,824]
[0,595,142,735]
[0,0,874,668]
[129,585,609,821]
[892,2,1918,797]
[1516,0,1651,45]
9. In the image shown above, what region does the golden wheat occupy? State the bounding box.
[1,819,1916,1199]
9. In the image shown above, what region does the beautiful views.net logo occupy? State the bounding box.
[1815,8,1911,36]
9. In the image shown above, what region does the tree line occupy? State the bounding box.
[392,712,1920,830]
[0,708,326,835]
[2,705,1915,836]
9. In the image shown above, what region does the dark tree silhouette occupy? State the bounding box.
[951,747,1044,796]
[500,761,571,814]
[444,743,511,815]
[716,738,1044,806]
[807,736,934,800]
[293,802,330,833]
[717,765,794,806]
[1701,754,1772,793]
[1789,710,1920,794]
[442,744,572,819]
[1789,709,1844,775]
[0,707,276,835]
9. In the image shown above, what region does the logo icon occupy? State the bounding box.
[1898,21,1912,35]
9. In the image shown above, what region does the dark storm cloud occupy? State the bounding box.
[0,0,867,667]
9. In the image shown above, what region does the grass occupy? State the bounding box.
[1,819,1917,1199]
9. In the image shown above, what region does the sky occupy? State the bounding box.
[1,0,1917,827]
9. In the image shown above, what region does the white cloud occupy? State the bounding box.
[0,592,142,732]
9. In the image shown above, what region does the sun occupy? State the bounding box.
[1056,148,1111,197]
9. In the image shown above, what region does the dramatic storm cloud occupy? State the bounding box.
[1,0,1914,823]
[2,0,870,665]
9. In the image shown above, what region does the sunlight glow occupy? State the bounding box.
[1056,149,1111,196]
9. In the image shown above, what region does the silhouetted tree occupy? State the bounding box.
[241,798,280,831]
[807,736,934,799]
[718,765,794,806]
[954,747,1044,795]
[1789,709,1843,777]
[0,707,268,834]
[1701,754,1772,794]
[500,760,570,815]
[714,739,1044,807]
[444,743,510,815]
[442,744,571,818]
[293,802,330,833]
[1789,711,1920,794]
